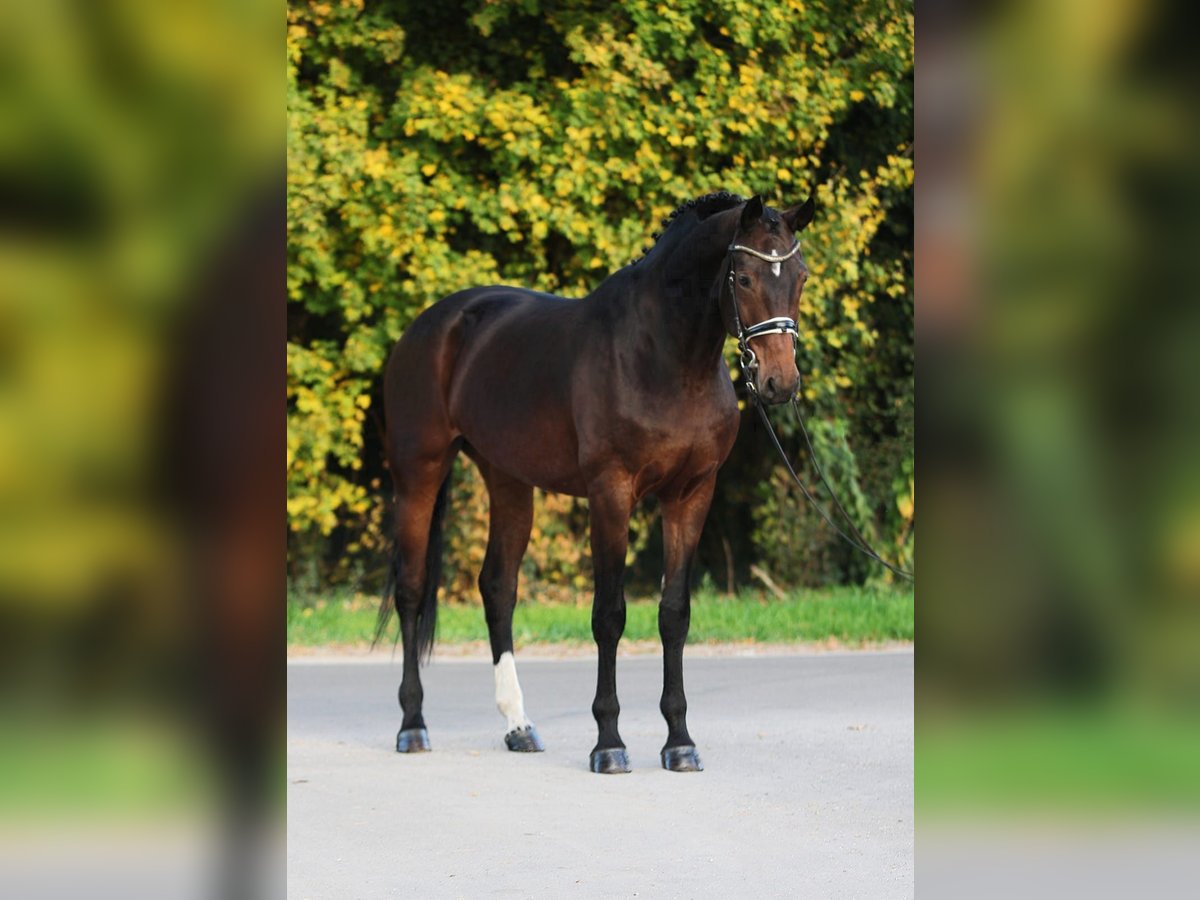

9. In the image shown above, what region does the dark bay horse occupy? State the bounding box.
[379,191,815,773]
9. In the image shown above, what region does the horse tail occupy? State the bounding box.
[375,469,453,663]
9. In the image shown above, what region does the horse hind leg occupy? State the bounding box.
[385,456,454,753]
[475,462,543,752]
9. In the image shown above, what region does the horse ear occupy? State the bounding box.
[739,195,765,229]
[783,196,816,232]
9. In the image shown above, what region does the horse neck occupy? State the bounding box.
[637,210,736,374]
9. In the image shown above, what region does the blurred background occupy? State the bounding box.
[918,0,1200,895]
[0,0,278,897]
[285,0,915,605]
[16,0,1200,895]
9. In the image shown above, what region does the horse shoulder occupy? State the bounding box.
[703,369,741,445]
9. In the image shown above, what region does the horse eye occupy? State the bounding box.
[737,274,751,287]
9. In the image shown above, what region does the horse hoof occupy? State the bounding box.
[396,727,431,753]
[504,725,545,752]
[661,745,703,772]
[589,747,631,774]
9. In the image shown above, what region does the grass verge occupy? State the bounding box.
[287,585,914,648]
[918,705,1200,813]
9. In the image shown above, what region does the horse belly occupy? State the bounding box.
[450,361,586,496]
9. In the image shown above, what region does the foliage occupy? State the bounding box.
[287,0,913,593]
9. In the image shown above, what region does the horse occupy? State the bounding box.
[378,191,815,773]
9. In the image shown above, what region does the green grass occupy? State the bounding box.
[918,705,1200,813]
[287,585,914,647]
[0,714,217,819]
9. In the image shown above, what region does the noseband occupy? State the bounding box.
[725,239,801,395]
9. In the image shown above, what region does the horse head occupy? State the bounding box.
[719,195,815,404]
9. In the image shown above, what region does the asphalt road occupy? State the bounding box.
[287,649,913,899]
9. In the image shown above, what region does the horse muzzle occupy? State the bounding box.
[757,373,799,405]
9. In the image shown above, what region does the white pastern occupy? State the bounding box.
[494,651,532,732]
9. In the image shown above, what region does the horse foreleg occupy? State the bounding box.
[477,469,542,752]
[657,478,717,772]
[587,477,634,773]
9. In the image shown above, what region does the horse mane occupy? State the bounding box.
[629,190,745,266]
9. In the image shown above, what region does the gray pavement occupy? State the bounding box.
[287,649,913,898]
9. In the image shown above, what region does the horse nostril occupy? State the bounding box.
[766,376,777,396]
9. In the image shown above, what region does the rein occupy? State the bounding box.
[753,398,914,580]
[724,237,914,580]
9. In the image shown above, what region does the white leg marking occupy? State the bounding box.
[494,651,532,732]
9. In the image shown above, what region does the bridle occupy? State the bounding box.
[723,222,915,580]
[724,237,802,396]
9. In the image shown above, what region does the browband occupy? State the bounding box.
[727,240,801,263]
